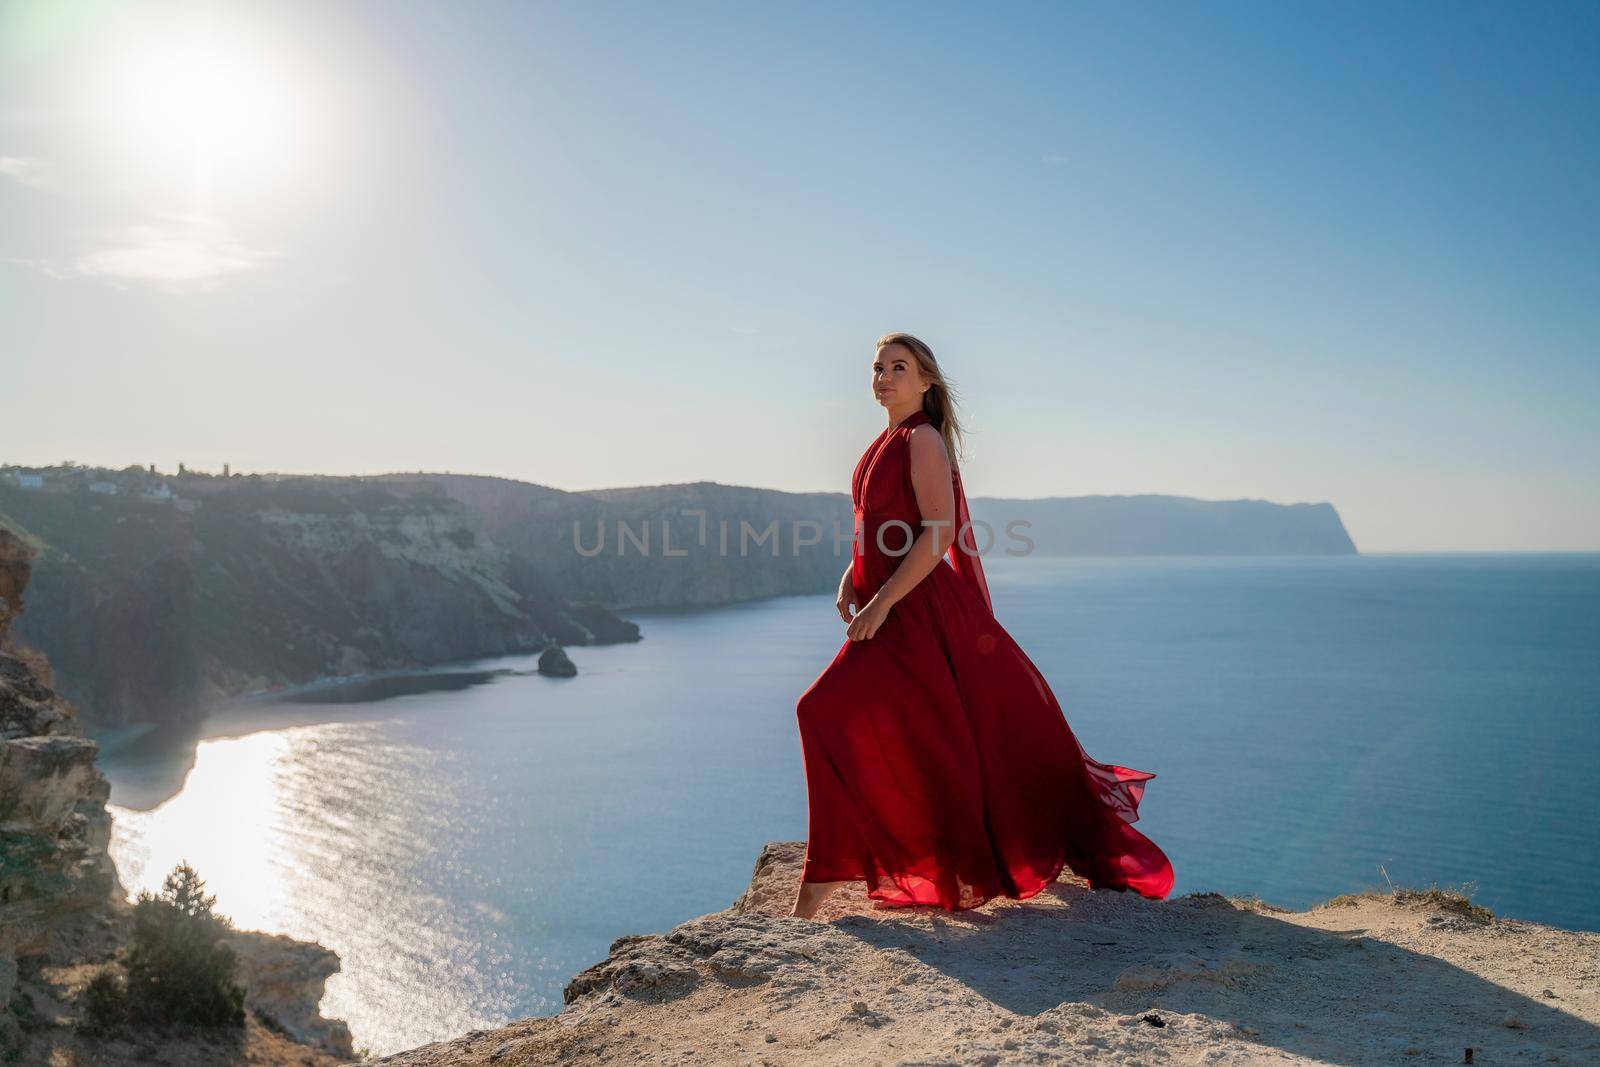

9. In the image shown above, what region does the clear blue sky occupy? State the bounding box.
[2,0,1596,551]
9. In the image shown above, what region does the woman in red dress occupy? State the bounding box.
[790,333,1176,919]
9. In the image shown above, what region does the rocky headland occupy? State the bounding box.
[377,472,1360,612]
[0,471,640,728]
[371,841,1600,1066]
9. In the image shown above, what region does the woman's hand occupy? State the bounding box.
[846,595,891,641]
[835,569,859,622]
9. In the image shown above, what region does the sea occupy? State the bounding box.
[91,552,1600,1057]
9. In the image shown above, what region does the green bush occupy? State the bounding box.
[79,969,128,1034]
[84,861,247,1033]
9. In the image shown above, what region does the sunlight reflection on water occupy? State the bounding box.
[109,719,519,1048]
[95,555,1600,1055]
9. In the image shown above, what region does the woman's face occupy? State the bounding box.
[872,342,928,410]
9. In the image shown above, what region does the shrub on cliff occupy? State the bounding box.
[79,968,128,1034]
[82,861,246,1034]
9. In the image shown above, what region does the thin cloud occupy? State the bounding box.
[15,213,278,293]
[0,155,51,189]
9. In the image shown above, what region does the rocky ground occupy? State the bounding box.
[7,919,350,1067]
[369,840,1600,1066]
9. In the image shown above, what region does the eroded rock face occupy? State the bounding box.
[0,530,123,957]
[0,529,124,1048]
[229,929,356,1058]
[0,530,28,643]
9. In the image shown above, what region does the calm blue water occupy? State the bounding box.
[94,553,1600,1056]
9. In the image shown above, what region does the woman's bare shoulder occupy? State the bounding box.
[907,423,951,466]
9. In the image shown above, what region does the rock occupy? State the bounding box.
[370,840,1600,1065]
[564,603,642,644]
[0,532,123,963]
[0,528,31,643]
[537,644,577,677]
[1,529,127,1057]
[229,929,356,1058]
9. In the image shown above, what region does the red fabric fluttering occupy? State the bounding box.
[797,408,1175,910]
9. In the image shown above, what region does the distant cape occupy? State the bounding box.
[375,473,1358,610]
[966,493,1357,557]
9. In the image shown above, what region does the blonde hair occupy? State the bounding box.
[875,332,972,471]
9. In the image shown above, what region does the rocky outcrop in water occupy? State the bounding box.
[537,645,578,677]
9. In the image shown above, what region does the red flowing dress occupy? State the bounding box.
[796,408,1176,910]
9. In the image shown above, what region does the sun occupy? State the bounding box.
[102,21,308,207]
[130,43,285,158]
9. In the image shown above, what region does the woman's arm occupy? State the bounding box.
[846,425,956,640]
[835,562,858,622]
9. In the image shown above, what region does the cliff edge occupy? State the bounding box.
[1,526,355,1064]
[371,840,1600,1066]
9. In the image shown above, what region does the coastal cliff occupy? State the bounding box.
[372,840,1600,1066]
[966,494,1358,556]
[0,528,354,1064]
[377,472,1361,611]
[379,474,854,611]
[0,472,640,727]
[1,464,1357,725]
[1,528,122,1021]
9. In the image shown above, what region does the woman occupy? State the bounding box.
[791,333,1175,919]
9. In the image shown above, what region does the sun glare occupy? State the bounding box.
[132,46,285,156]
[102,22,309,207]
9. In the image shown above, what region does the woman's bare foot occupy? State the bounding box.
[790,879,850,919]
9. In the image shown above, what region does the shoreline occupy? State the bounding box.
[88,653,550,758]
[227,658,531,704]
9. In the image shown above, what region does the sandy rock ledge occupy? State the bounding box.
[368,840,1600,1066]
